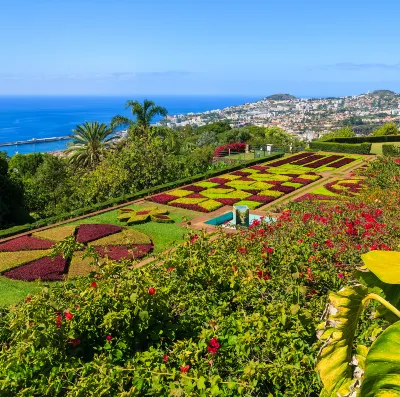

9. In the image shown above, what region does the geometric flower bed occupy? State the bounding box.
[117,207,174,225]
[0,224,153,282]
[266,152,360,172]
[294,178,366,202]
[148,155,323,212]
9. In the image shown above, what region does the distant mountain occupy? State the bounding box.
[265,93,297,101]
[371,89,397,97]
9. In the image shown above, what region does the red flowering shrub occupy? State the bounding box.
[0,235,54,252]
[180,185,205,193]
[214,142,246,157]
[3,255,67,281]
[76,224,123,244]
[270,184,296,193]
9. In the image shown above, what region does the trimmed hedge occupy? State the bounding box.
[0,153,284,239]
[325,135,400,144]
[309,141,371,154]
[382,144,400,157]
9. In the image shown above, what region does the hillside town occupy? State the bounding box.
[159,90,400,140]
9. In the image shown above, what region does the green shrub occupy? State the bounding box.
[309,141,371,154]
[382,144,400,157]
[325,135,400,144]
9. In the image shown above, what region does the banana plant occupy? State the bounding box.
[316,251,400,397]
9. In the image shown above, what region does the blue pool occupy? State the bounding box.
[205,212,276,228]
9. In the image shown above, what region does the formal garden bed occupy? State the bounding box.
[294,177,366,202]
[0,224,153,282]
[148,154,329,212]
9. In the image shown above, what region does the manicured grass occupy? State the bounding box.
[67,203,198,254]
[0,277,41,307]
[370,142,400,155]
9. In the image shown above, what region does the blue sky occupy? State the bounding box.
[1,0,400,96]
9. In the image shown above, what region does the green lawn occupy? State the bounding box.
[370,142,400,155]
[0,277,41,307]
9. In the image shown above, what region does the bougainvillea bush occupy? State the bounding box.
[0,159,399,396]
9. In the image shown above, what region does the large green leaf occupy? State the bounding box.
[360,321,400,397]
[316,284,368,396]
[356,269,400,324]
[361,251,400,284]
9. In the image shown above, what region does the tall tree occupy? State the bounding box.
[111,99,168,136]
[66,121,116,169]
[373,122,399,136]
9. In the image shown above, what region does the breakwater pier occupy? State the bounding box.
[0,136,70,147]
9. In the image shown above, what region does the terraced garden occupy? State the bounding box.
[148,152,363,211]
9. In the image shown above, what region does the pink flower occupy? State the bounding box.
[106,335,113,341]
[190,235,199,244]
[338,273,344,279]
[163,354,169,362]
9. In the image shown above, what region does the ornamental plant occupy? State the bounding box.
[316,251,400,397]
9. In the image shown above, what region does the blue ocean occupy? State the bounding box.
[0,96,261,156]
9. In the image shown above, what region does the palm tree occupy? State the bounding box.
[111,99,168,136]
[66,121,116,169]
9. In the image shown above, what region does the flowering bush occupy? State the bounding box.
[214,142,246,157]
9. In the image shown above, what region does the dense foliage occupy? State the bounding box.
[0,158,399,396]
[309,141,372,154]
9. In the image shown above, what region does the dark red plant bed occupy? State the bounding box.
[238,177,256,182]
[0,235,54,252]
[214,198,241,206]
[328,158,356,168]
[76,224,123,244]
[291,155,325,166]
[270,185,296,193]
[186,193,205,199]
[267,152,314,167]
[289,178,313,185]
[246,195,275,204]
[148,193,178,204]
[3,255,67,281]
[208,177,230,184]
[95,244,152,261]
[241,189,262,195]
[229,171,251,177]
[180,185,205,193]
[305,155,342,169]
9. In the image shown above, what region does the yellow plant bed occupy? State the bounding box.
[89,229,152,247]
[167,189,193,198]
[0,250,52,272]
[259,190,285,198]
[33,225,76,242]
[222,174,242,180]
[299,174,320,181]
[68,253,98,278]
[198,200,223,212]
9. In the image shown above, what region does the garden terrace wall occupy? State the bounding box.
[309,141,371,154]
[0,153,284,240]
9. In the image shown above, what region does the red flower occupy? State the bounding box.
[302,213,312,222]
[106,335,113,341]
[338,273,344,279]
[298,239,304,244]
[91,281,97,288]
[148,287,156,295]
[207,346,218,354]
[394,158,400,164]
[166,267,175,272]
[163,354,169,362]
[238,247,248,255]
[25,297,32,303]
[68,338,81,348]
[180,364,190,373]
[325,239,334,248]
[209,337,220,348]
[190,235,199,244]
[95,274,101,279]
[311,289,317,295]
[65,311,73,321]
[56,314,62,328]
